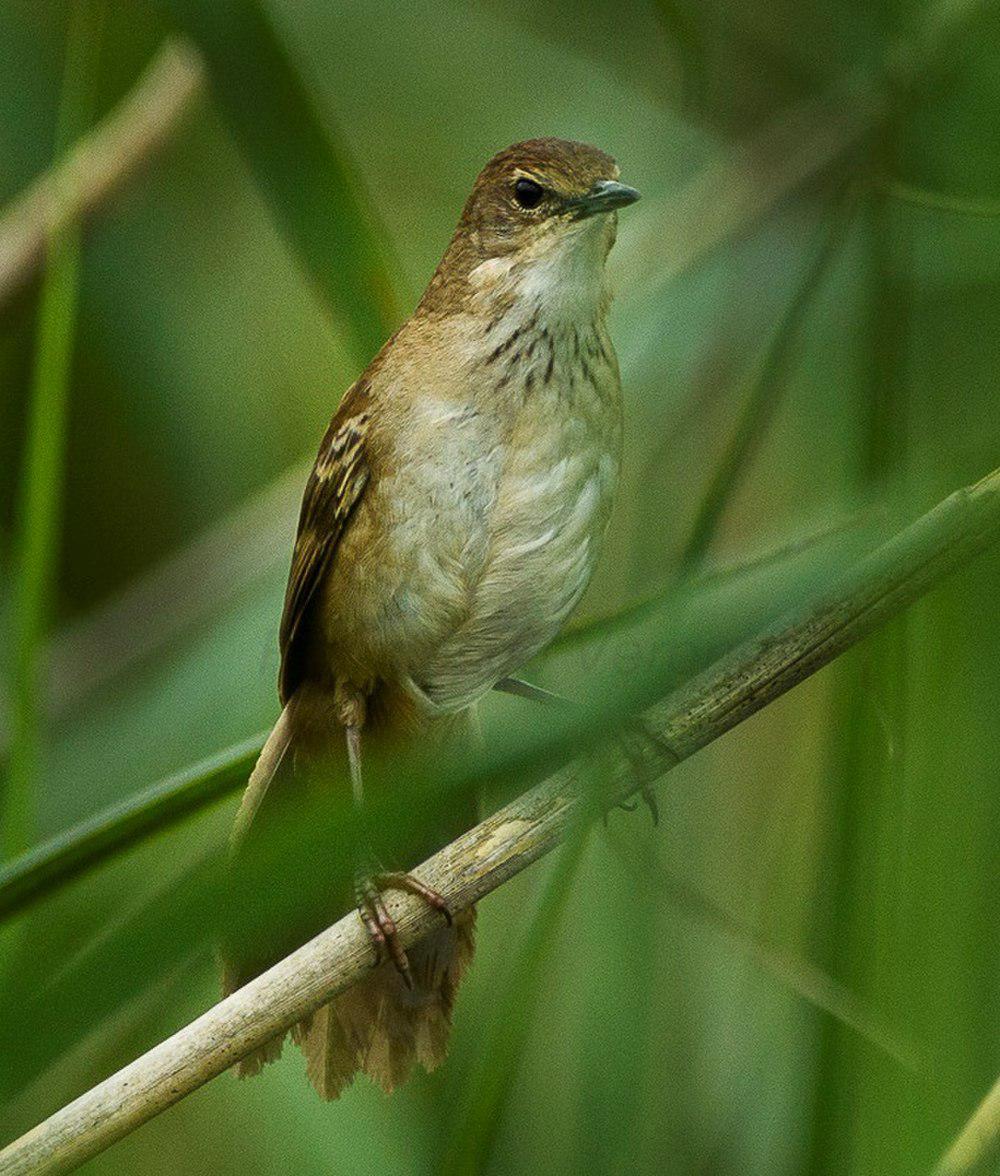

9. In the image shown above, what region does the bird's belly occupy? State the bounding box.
[316,400,498,686]
[414,425,618,712]
[324,322,621,718]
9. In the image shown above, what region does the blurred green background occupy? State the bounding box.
[1,0,998,1173]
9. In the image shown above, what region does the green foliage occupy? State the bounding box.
[1,1,998,1173]
[0,734,260,918]
[155,0,406,364]
[3,0,106,859]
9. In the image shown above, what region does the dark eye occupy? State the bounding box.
[514,177,544,209]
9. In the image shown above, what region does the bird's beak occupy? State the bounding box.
[567,179,641,219]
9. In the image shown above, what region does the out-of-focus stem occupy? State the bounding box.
[0,39,204,314]
[4,1,108,859]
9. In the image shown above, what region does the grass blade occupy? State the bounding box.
[934,1073,1000,1176]
[884,178,1000,219]
[603,827,915,1066]
[679,188,857,574]
[0,506,876,924]
[3,0,106,860]
[0,735,260,919]
[156,0,404,363]
[0,38,203,315]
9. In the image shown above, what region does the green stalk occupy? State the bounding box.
[806,142,911,1175]
[0,735,260,918]
[439,818,594,1176]
[156,0,406,365]
[680,187,856,576]
[0,507,870,924]
[885,178,1000,218]
[3,1,106,860]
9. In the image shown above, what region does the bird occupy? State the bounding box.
[220,137,640,1099]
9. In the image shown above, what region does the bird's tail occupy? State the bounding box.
[220,687,476,1097]
[292,906,476,1098]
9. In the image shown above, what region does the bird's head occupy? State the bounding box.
[422,138,639,319]
[460,137,639,256]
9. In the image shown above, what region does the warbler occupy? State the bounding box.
[222,138,639,1098]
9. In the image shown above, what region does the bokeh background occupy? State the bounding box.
[1,1,998,1173]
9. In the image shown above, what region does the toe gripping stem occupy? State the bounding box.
[609,717,668,826]
[355,869,453,990]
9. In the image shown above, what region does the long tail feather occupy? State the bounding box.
[230,703,294,852]
[293,909,476,1098]
[220,690,477,1096]
[221,705,295,1077]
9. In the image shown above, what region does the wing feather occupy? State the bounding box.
[278,402,370,701]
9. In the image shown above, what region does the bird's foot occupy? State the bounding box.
[610,718,662,826]
[355,869,453,990]
[612,785,660,824]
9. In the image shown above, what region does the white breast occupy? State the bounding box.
[414,311,621,713]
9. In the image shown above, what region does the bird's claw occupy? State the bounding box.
[355,870,453,990]
[633,781,660,825]
[613,719,661,826]
[604,785,659,825]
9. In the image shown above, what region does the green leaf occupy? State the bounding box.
[0,508,876,926]
[0,735,260,919]
[154,0,405,364]
[3,0,107,859]
[0,499,890,1088]
[680,188,858,575]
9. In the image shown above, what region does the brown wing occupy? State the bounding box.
[278,400,370,703]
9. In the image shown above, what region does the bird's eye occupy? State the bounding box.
[513,178,544,209]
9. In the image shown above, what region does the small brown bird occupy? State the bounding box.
[221,137,639,1097]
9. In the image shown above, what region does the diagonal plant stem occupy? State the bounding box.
[603,826,915,1065]
[883,178,1000,219]
[0,735,260,918]
[0,502,879,922]
[678,187,856,575]
[0,39,203,315]
[1,464,998,1175]
[933,1074,1000,1176]
[156,0,405,360]
[3,1,106,860]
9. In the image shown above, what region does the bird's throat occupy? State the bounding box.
[469,216,613,335]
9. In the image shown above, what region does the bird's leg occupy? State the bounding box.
[344,718,452,990]
[493,676,573,708]
[612,718,661,826]
[493,675,660,824]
